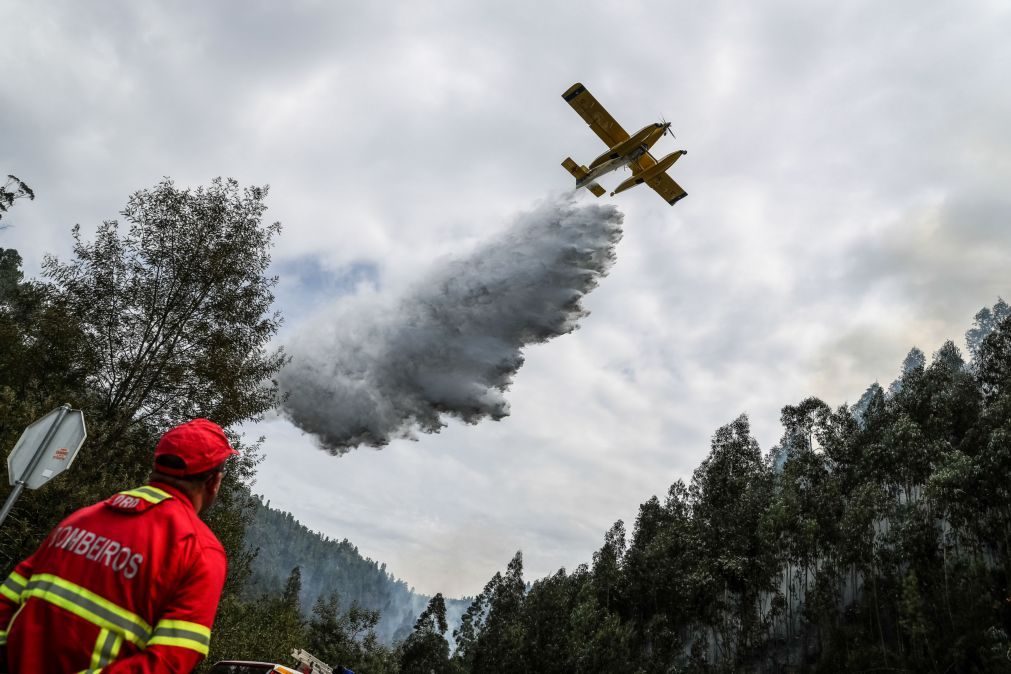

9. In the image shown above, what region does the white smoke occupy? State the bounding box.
[278,195,624,453]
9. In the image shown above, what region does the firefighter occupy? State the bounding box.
[0,418,239,673]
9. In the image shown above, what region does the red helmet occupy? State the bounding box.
[154,419,239,477]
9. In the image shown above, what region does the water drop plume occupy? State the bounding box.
[278,195,624,453]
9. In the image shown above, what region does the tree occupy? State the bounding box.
[208,566,306,667]
[966,298,1010,363]
[453,572,499,669]
[399,593,452,674]
[688,415,776,667]
[471,552,527,673]
[283,565,304,606]
[0,252,97,565]
[519,568,582,673]
[0,179,290,673]
[414,592,449,636]
[592,520,626,614]
[307,593,361,668]
[1,177,288,567]
[887,347,926,396]
[270,566,309,656]
[0,174,34,224]
[850,382,885,426]
[956,315,1011,639]
[41,177,287,443]
[975,314,1011,403]
[0,248,23,298]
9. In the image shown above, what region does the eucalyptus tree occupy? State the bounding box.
[519,569,581,673]
[399,593,453,674]
[966,298,1010,362]
[453,572,500,669]
[470,552,527,673]
[306,591,388,673]
[688,415,776,667]
[0,174,33,223]
[592,520,627,614]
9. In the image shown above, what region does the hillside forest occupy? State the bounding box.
[2,178,1010,672]
[244,497,470,646]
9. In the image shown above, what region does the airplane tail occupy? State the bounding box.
[561,158,606,197]
[561,157,590,181]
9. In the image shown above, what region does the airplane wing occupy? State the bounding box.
[628,152,657,174]
[628,153,687,205]
[562,83,630,149]
[645,172,688,206]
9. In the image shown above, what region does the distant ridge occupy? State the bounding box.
[243,496,467,644]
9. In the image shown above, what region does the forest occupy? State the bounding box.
[2,178,1010,672]
[243,496,470,645]
[442,298,1011,673]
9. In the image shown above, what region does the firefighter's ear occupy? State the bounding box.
[199,470,225,513]
[208,469,224,495]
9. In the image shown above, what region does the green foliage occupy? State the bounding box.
[398,594,452,674]
[452,572,499,670]
[41,177,287,437]
[0,179,296,672]
[470,552,527,673]
[7,178,1011,673]
[243,497,464,644]
[0,174,34,223]
[966,298,1010,362]
[305,591,388,670]
[450,307,1011,673]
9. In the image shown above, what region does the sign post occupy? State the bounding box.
[0,404,87,527]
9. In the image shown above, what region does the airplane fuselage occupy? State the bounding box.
[575,122,668,188]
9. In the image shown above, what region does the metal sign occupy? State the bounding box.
[8,405,87,489]
[1,404,87,527]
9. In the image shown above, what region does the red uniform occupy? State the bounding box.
[0,481,227,672]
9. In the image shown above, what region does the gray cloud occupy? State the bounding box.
[5,0,1011,596]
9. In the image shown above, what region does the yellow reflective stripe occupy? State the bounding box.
[118,486,172,504]
[1,571,27,603]
[146,635,209,655]
[90,627,122,669]
[155,619,211,638]
[0,629,6,646]
[89,629,105,669]
[148,619,211,655]
[24,574,151,646]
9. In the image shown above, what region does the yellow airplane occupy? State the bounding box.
[561,82,687,206]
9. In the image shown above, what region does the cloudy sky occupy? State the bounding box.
[3,1,1010,597]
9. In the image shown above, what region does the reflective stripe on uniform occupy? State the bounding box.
[1,571,27,603]
[147,619,212,655]
[0,629,6,646]
[90,627,123,669]
[23,574,152,646]
[118,486,173,505]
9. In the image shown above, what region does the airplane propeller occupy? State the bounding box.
[660,115,675,139]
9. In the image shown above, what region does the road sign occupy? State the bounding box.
[8,405,87,489]
[1,404,87,527]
